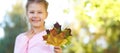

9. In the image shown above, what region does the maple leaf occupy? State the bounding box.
[43,22,72,46]
[63,28,72,38]
[46,29,50,34]
[54,22,61,34]
[43,35,48,40]
[50,28,58,36]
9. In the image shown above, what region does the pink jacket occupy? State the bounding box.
[14,30,54,53]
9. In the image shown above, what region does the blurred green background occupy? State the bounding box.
[0,0,120,53]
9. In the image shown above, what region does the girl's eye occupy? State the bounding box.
[30,11,34,14]
[38,12,42,14]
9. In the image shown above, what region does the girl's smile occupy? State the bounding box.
[31,17,41,23]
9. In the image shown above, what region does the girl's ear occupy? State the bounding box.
[45,12,48,19]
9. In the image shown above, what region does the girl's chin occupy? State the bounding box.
[32,25,41,27]
[30,22,44,27]
[31,24,41,27]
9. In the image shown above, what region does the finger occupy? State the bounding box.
[54,49,59,53]
[54,46,60,48]
[54,49,62,53]
[54,46,62,49]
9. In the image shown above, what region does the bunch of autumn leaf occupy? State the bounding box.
[43,22,72,46]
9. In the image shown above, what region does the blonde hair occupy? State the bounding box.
[26,0,48,11]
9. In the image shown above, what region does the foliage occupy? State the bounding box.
[0,2,27,53]
[63,0,120,53]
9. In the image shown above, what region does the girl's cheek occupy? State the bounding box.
[28,14,33,19]
[28,15,32,22]
[40,14,46,19]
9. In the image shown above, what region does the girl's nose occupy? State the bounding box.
[33,13,38,17]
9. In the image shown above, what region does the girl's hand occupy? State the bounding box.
[54,46,62,53]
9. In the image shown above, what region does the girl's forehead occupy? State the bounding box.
[28,3,46,10]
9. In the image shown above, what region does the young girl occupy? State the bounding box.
[14,0,62,53]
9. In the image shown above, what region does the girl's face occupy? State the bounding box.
[27,3,48,28]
